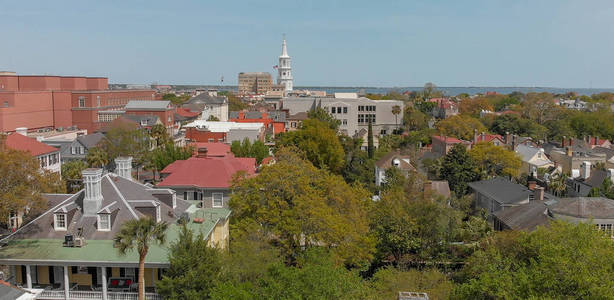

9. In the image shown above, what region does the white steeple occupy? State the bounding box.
[277,36,293,91]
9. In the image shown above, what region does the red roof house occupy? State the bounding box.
[431,135,471,157]
[3,133,61,174]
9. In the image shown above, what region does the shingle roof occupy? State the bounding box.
[4,133,59,156]
[122,114,159,127]
[591,146,614,160]
[493,201,550,231]
[77,132,104,149]
[549,197,614,219]
[515,144,552,166]
[467,178,532,205]
[124,100,170,110]
[158,156,255,188]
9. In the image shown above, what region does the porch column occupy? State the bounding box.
[63,266,69,300]
[101,266,108,300]
[25,265,32,289]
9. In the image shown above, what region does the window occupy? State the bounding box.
[168,116,172,122]
[78,97,86,108]
[358,106,365,112]
[71,147,76,155]
[331,107,336,114]
[140,120,148,126]
[96,96,101,107]
[337,107,342,114]
[291,122,297,128]
[98,214,111,231]
[54,213,66,230]
[358,114,365,124]
[380,129,387,135]
[3,101,8,107]
[343,107,348,114]
[212,193,223,208]
[342,119,347,125]
[208,138,214,142]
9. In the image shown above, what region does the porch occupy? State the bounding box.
[36,290,162,300]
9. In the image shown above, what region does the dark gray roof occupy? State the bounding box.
[0,282,30,300]
[187,93,227,105]
[123,114,159,127]
[583,169,608,188]
[10,174,191,241]
[591,146,614,160]
[493,201,550,231]
[550,197,614,219]
[77,133,105,149]
[467,178,532,204]
[288,112,308,120]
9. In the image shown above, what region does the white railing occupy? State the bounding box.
[37,290,162,300]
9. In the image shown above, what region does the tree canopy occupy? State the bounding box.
[469,142,522,178]
[436,115,487,141]
[440,144,481,196]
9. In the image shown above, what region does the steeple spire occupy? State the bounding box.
[277,35,293,91]
[281,34,289,57]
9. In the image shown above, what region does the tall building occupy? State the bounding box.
[277,38,293,91]
[237,72,273,95]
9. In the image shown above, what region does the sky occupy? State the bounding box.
[1,0,613,87]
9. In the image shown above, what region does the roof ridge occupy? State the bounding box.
[105,175,139,219]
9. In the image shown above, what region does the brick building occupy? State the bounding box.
[237,72,273,95]
[0,73,155,133]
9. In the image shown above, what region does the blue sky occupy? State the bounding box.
[1,0,613,87]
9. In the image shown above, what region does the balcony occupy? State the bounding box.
[37,290,161,300]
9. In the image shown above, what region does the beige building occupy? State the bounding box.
[238,72,273,95]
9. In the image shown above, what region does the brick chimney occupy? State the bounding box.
[197,147,208,158]
[562,136,566,147]
[528,180,537,191]
[82,168,103,216]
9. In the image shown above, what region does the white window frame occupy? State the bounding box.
[97,214,111,231]
[54,213,67,231]
[212,193,224,208]
[78,97,86,108]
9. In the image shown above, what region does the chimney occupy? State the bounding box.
[197,147,208,158]
[562,135,566,147]
[595,136,599,146]
[566,147,573,157]
[569,137,573,146]
[580,161,591,179]
[82,168,103,216]
[528,180,537,191]
[505,131,510,144]
[473,129,478,144]
[15,127,27,136]
[534,186,545,201]
[115,157,133,181]
[481,132,485,143]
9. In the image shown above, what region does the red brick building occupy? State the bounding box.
[0,73,155,133]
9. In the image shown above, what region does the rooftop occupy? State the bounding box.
[4,133,59,156]
[158,156,255,189]
[124,100,171,111]
[493,201,550,231]
[549,197,614,219]
[184,120,264,132]
[467,177,532,205]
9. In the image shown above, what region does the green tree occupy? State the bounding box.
[307,107,340,131]
[0,139,63,227]
[436,115,487,141]
[453,221,614,299]
[249,140,269,164]
[229,148,375,267]
[230,140,243,157]
[207,115,220,121]
[114,217,168,300]
[101,122,150,178]
[367,120,374,159]
[276,119,345,173]
[219,91,247,111]
[440,144,481,196]
[150,123,170,147]
[548,172,568,197]
[86,147,109,168]
[156,226,221,299]
[369,267,453,300]
[469,142,522,178]
[403,106,430,131]
[61,160,89,193]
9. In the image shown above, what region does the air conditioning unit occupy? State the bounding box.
[74,237,85,247]
[64,234,74,247]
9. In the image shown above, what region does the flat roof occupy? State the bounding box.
[184,120,264,132]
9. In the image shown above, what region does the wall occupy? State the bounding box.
[52,91,73,128]
[185,128,226,143]
[0,91,55,131]
[0,75,19,91]
[18,76,62,91]
[227,128,263,143]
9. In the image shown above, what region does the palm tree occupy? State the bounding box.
[548,172,568,197]
[392,105,401,129]
[114,217,168,300]
[149,123,169,147]
[86,147,109,169]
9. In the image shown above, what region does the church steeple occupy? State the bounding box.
[277,35,293,92]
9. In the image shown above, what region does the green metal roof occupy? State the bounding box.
[0,208,230,267]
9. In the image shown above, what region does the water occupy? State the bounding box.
[294,86,614,97]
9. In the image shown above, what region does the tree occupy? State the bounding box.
[114,217,168,300]
[229,148,375,267]
[307,107,340,131]
[162,93,191,106]
[0,141,63,227]
[230,138,269,164]
[468,142,522,178]
[453,221,614,299]
[207,115,220,121]
[150,123,170,147]
[100,122,150,177]
[391,105,401,128]
[548,172,568,197]
[521,92,558,124]
[61,160,89,193]
[369,267,453,300]
[276,119,345,173]
[156,226,221,299]
[86,147,109,168]
[367,120,374,159]
[440,144,481,196]
[459,97,494,117]
[150,143,193,180]
[436,115,487,141]
[219,91,248,111]
[403,106,429,131]
[489,114,548,140]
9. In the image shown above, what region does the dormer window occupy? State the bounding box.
[98,214,111,231]
[54,213,67,231]
[140,120,148,126]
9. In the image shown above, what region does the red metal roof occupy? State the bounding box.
[4,133,59,156]
[176,108,201,118]
[432,135,468,144]
[158,156,256,188]
[475,134,504,143]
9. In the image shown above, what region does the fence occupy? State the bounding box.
[37,290,162,300]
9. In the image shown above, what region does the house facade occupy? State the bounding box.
[515,144,554,176]
[0,157,230,300]
[4,132,61,174]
